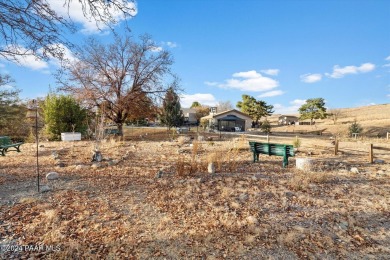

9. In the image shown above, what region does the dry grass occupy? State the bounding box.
[270,103,390,138]
[1,132,390,258]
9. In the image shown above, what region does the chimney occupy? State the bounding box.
[210,107,217,116]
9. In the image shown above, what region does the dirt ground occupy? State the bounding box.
[0,133,389,259]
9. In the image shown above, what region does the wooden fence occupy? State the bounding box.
[334,140,390,163]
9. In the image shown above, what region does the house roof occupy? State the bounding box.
[200,109,252,120]
[217,115,246,122]
[279,115,299,119]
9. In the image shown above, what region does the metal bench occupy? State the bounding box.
[104,128,120,136]
[0,136,23,156]
[249,141,295,168]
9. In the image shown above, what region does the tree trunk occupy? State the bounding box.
[117,123,124,137]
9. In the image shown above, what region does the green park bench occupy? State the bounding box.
[249,141,295,168]
[0,136,23,156]
[104,128,120,136]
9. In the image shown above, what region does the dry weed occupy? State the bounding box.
[177,136,190,145]
[175,155,186,176]
[289,170,332,190]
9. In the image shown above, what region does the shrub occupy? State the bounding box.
[260,119,272,134]
[348,119,363,137]
[42,94,88,140]
[293,136,301,149]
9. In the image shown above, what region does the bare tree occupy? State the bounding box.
[329,108,342,125]
[216,100,233,113]
[0,0,136,61]
[58,34,177,135]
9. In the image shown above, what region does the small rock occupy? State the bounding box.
[40,185,52,193]
[196,178,204,183]
[238,193,249,202]
[46,172,59,180]
[208,162,216,174]
[350,167,359,174]
[155,170,163,178]
[108,159,120,166]
[376,170,385,176]
[92,151,102,162]
[374,159,385,164]
[91,163,102,168]
[246,216,258,225]
[285,191,295,198]
[51,151,59,160]
[56,162,66,168]
[339,221,349,230]
[75,164,88,170]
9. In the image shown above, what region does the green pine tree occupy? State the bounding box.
[160,88,184,129]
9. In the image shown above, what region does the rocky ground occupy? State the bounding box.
[0,135,389,259]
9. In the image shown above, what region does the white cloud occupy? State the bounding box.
[1,44,79,72]
[46,44,78,66]
[290,99,307,106]
[232,71,260,78]
[47,0,137,34]
[149,46,163,52]
[257,90,284,98]
[0,84,14,90]
[1,45,48,70]
[204,81,218,86]
[218,70,279,92]
[261,69,279,76]
[326,63,375,78]
[300,73,322,83]
[383,56,390,68]
[165,42,177,48]
[273,99,306,115]
[180,93,217,108]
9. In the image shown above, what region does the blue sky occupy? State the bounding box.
[1,0,389,114]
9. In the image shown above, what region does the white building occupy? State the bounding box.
[201,109,252,131]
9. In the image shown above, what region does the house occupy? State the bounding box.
[278,115,298,125]
[201,109,252,131]
[181,108,198,125]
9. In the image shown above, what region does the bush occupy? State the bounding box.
[42,94,88,140]
[260,119,272,134]
[348,119,363,137]
[293,136,301,149]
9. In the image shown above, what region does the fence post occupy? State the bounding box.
[387,132,389,140]
[334,139,339,155]
[368,144,373,163]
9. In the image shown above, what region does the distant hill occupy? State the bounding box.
[267,104,390,137]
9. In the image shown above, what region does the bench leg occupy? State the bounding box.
[252,152,260,162]
[283,156,288,168]
[0,149,5,156]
